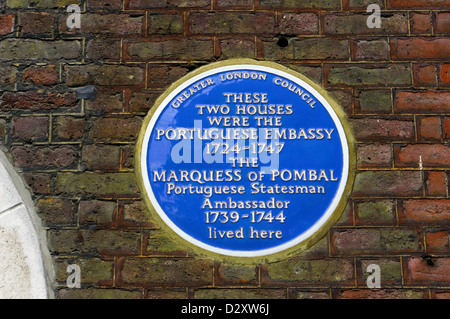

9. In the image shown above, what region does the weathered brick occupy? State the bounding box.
[394,91,450,113]
[388,0,450,9]
[120,258,213,286]
[82,144,121,170]
[294,38,349,60]
[22,65,58,86]
[344,0,384,9]
[148,65,190,87]
[89,117,142,141]
[0,65,17,86]
[353,171,423,196]
[10,145,78,169]
[410,12,432,34]
[58,288,141,299]
[1,91,78,111]
[23,172,51,194]
[277,13,318,35]
[79,200,116,224]
[0,119,7,139]
[0,39,81,61]
[413,64,437,87]
[440,64,450,86]
[122,201,153,225]
[323,13,408,35]
[400,199,450,224]
[37,197,75,225]
[148,14,183,35]
[356,200,396,225]
[128,92,159,113]
[87,0,123,10]
[55,258,113,284]
[265,258,354,285]
[0,14,14,35]
[7,0,80,8]
[331,228,422,255]
[54,172,138,196]
[86,39,121,62]
[126,39,214,61]
[194,288,285,299]
[335,289,425,299]
[435,12,450,34]
[357,90,392,113]
[86,88,123,113]
[289,289,329,299]
[395,144,450,167]
[404,257,450,285]
[351,118,414,141]
[53,116,85,140]
[215,262,258,284]
[426,231,449,253]
[145,229,187,254]
[48,229,141,254]
[351,39,389,61]
[18,12,55,34]
[357,143,392,168]
[12,116,48,142]
[60,13,144,35]
[219,38,255,59]
[417,116,441,141]
[391,38,450,60]
[426,171,448,196]
[359,258,402,286]
[259,0,340,9]
[128,0,210,9]
[261,38,294,60]
[66,65,144,87]
[325,64,411,87]
[214,0,253,8]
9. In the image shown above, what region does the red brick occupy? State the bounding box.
[413,64,436,87]
[417,116,442,141]
[10,145,77,169]
[335,289,425,299]
[388,0,450,8]
[394,91,450,113]
[18,12,55,34]
[395,144,450,168]
[0,15,14,35]
[86,88,123,113]
[426,171,448,196]
[357,143,392,168]
[331,228,422,255]
[53,116,85,140]
[89,117,142,141]
[147,65,189,87]
[60,13,144,35]
[351,39,389,61]
[219,38,256,59]
[435,12,450,34]
[189,12,275,35]
[445,117,450,139]
[12,116,48,142]
[351,118,415,141]
[23,172,51,194]
[353,171,423,197]
[86,38,121,62]
[404,257,450,285]
[127,0,210,9]
[400,199,450,224]
[82,144,121,170]
[0,91,77,111]
[426,231,449,253]
[277,13,318,35]
[391,38,450,60]
[65,65,144,86]
[410,12,432,34]
[128,92,159,113]
[439,64,450,86]
[22,65,59,85]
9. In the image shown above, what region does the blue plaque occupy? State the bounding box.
[136,60,355,259]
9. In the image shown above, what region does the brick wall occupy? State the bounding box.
[0,0,449,299]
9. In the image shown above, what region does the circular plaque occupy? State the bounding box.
[136,59,355,259]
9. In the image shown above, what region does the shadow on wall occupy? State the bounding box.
[0,149,54,299]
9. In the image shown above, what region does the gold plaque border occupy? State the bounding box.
[135,59,356,264]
